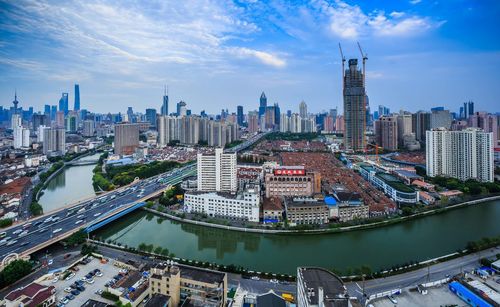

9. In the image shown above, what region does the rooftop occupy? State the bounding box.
[145,293,170,307]
[262,197,283,211]
[375,172,415,193]
[298,267,348,307]
[81,299,112,307]
[393,169,422,179]
[179,264,226,285]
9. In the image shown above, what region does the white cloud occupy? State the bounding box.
[390,11,405,18]
[233,48,286,68]
[409,0,422,4]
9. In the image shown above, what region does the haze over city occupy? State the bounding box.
[1,0,499,113]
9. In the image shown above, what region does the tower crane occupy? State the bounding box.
[338,43,346,89]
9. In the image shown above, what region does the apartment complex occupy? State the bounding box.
[264,166,321,198]
[375,115,398,151]
[426,128,494,182]
[185,186,260,222]
[42,127,66,155]
[157,115,238,147]
[197,148,237,193]
[114,123,139,155]
[149,262,227,307]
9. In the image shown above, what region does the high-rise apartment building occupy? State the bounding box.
[13,127,30,148]
[114,123,139,155]
[74,84,80,111]
[237,105,244,126]
[430,108,452,129]
[258,92,267,118]
[343,59,366,151]
[396,112,413,146]
[176,101,187,117]
[375,116,398,151]
[197,148,237,193]
[412,111,430,142]
[32,114,48,131]
[468,112,498,147]
[83,120,95,137]
[43,128,66,155]
[426,128,493,182]
[247,112,259,133]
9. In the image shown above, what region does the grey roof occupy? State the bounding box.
[179,264,226,285]
[298,267,348,307]
[257,291,287,307]
[145,294,170,307]
[80,299,111,307]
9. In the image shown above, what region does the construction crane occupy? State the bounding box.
[357,42,368,86]
[366,143,381,164]
[338,43,346,89]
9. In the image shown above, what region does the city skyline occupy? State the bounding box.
[1,0,499,114]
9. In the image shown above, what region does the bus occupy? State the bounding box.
[0,232,6,239]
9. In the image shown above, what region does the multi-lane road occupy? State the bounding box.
[0,164,196,260]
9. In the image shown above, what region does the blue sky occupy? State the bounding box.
[0,0,499,115]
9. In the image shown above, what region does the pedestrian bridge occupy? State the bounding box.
[66,159,99,166]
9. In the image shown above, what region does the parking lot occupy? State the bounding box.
[40,256,121,306]
[369,285,463,307]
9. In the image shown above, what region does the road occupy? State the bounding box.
[346,246,500,300]
[0,164,196,260]
[225,131,269,153]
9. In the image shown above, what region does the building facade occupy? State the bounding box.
[197,148,237,192]
[375,115,398,151]
[264,166,320,198]
[114,123,140,155]
[343,59,366,151]
[426,128,494,182]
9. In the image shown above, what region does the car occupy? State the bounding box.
[64,253,72,259]
[52,228,62,234]
[59,297,69,304]
[94,212,101,217]
[387,295,398,304]
[20,241,30,246]
[269,279,279,284]
[70,289,80,296]
[18,230,28,237]
[76,214,85,219]
[66,294,75,300]
[85,273,93,279]
[251,276,260,281]
[13,229,22,235]
[80,277,87,282]
[95,271,103,277]
[496,278,500,284]
[48,259,53,265]
[76,285,85,292]
[85,278,95,284]
[6,240,17,246]
[33,221,43,226]
[65,272,75,280]
[51,277,58,283]
[56,302,66,307]
[95,289,103,295]
[38,228,47,233]
[75,220,84,225]
[64,287,72,293]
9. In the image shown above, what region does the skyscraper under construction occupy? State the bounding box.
[343,58,367,152]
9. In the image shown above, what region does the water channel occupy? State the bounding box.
[38,156,500,274]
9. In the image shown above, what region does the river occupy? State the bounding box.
[93,200,500,274]
[38,153,101,213]
[37,154,500,274]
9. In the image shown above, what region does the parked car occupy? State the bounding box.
[71,289,80,296]
[64,287,72,293]
[76,285,85,292]
[65,272,75,280]
[66,294,75,300]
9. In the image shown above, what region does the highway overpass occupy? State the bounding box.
[0,164,196,268]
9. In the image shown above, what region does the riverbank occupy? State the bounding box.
[143,194,500,235]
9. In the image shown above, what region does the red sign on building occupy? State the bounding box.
[274,168,305,176]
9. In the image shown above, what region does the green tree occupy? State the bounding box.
[0,260,33,288]
[65,229,87,246]
[30,202,43,216]
[154,246,163,255]
[0,218,13,228]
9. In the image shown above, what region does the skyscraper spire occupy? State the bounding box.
[12,89,19,113]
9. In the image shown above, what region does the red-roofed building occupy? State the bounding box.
[5,283,56,307]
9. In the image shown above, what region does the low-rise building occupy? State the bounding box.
[108,270,149,307]
[262,197,284,223]
[5,283,56,307]
[265,166,321,198]
[296,267,350,307]
[149,262,227,307]
[185,185,260,222]
[412,180,436,192]
[284,197,329,226]
[237,164,263,189]
[419,191,436,205]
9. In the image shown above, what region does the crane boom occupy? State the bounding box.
[338,43,346,89]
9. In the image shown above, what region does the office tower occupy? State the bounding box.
[247,112,259,133]
[32,114,48,130]
[197,148,237,192]
[55,111,65,128]
[468,112,498,147]
[375,116,398,151]
[463,101,474,119]
[145,108,157,128]
[59,93,69,115]
[50,105,57,121]
[412,111,430,142]
[264,106,276,130]
[299,101,307,118]
[161,85,168,116]
[330,108,338,119]
[65,112,77,132]
[44,105,50,115]
[274,103,281,127]
[74,84,80,111]
[343,59,366,151]
[114,123,139,155]
[259,92,267,118]
[430,109,452,129]
[396,112,413,146]
[43,127,66,155]
[237,106,244,126]
[378,105,390,117]
[83,120,95,137]
[126,107,135,123]
[426,128,493,182]
[176,101,187,117]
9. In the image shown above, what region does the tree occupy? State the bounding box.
[0,218,13,228]
[30,202,43,216]
[0,260,33,288]
[81,244,98,255]
[138,243,147,251]
[65,229,87,246]
[154,246,163,255]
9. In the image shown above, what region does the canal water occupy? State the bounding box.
[38,153,100,212]
[93,200,500,274]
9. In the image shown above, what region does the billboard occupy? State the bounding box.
[274,168,305,176]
